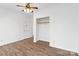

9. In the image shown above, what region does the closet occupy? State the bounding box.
[36,16,50,42]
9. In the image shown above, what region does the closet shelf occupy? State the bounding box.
[37,17,49,24]
[37,22,49,24]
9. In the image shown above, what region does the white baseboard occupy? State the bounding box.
[0,36,32,46]
[49,42,79,54]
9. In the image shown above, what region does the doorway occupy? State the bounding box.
[36,16,50,42]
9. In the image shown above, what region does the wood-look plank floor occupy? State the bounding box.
[0,38,78,56]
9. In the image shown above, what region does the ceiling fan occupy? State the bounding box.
[16,3,38,13]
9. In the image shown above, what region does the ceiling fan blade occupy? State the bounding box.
[16,5,25,7]
[31,7,38,9]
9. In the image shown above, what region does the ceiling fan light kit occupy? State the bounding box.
[23,8,33,13]
[16,3,38,13]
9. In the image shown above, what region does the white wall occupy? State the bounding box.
[34,3,79,52]
[0,4,33,46]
